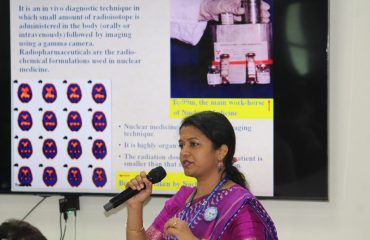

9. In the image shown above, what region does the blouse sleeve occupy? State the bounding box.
[226,204,266,240]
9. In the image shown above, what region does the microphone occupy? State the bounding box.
[103,166,167,211]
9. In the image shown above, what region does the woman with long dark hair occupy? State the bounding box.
[125,111,278,240]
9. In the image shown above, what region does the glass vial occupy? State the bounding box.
[256,64,271,84]
[207,65,222,85]
[220,54,230,84]
[246,52,257,85]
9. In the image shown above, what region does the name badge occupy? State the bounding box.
[204,206,218,222]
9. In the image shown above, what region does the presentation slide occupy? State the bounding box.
[11,0,274,196]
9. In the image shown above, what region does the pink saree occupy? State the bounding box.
[146,184,278,240]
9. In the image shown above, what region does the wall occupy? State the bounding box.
[1,0,370,239]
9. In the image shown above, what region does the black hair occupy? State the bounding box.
[180,111,248,188]
[0,219,47,240]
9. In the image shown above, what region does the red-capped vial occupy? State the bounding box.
[246,52,257,85]
[256,63,271,84]
[220,53,230,84]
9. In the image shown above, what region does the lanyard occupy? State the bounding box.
[180,176,227,228]
[166,177,228,240]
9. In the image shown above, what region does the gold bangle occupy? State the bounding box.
[126,223,145,233]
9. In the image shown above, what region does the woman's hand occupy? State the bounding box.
[164,217,198,240]
[126,171,153,207]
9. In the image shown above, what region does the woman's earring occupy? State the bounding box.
[217,161,224,172]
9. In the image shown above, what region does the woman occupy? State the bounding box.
[126,111,278,240]
[0,219,47,240]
